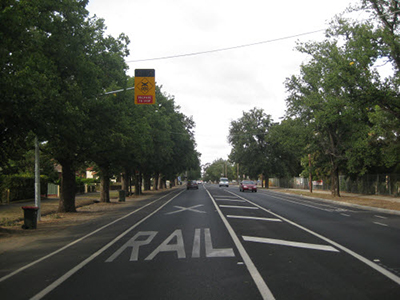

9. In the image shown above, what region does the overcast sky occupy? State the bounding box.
[87,0,356,166]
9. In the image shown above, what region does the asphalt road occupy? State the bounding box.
[1,184,400,299]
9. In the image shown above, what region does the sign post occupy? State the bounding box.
[134,69,156,105]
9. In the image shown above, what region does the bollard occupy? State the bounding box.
[118,190,126,202]
[21,206,39,229]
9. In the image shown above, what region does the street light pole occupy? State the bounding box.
[35,137,41,220]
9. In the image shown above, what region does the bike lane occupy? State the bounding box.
[33,186,264,300]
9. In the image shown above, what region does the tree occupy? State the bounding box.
[203,159,233,182]
[1,1,130,211]
[267,118,308,178]
[228,108,275,187]
[285,36,376,196]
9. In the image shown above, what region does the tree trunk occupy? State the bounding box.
[144,174,151,191]
[264,172,269,189]
[100,174,110,202]
[58,160,77,213]
[122,170,130,194]
[154,173,160,190]
[330,164,341,197]
[134,172,142,195]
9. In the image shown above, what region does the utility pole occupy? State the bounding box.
[309,153,313,193]
[35,137,41,220]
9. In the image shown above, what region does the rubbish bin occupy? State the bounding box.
[118,190,126,202]
[21,206,39,229]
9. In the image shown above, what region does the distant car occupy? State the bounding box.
[239,180,257,192]
[219,177,229,187]
[187,180,199,190]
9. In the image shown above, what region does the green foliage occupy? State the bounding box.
[203,159,234,182]
[0,174,48,202]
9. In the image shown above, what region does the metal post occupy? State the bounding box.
[309,154,313,194]
[35,137,41,220]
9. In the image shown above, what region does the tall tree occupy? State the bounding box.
[285,37,375,196]
[228,108,275,187]
[1,0,129,211]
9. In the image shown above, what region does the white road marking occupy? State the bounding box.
[243,236,339,252]
[145,229,186,260]
[227,215,282,222]
[105,231,157,262]
[216,199,246,202]
[30,190,185,300]
[165,204,206,215]
[227,190,400,286]
[205,188,276,300]
[374,215,388,219]
[373,222,389,227]
[341,213,351,217]
[192,228,201,258]
[0,189,179,284]
[204,228,235,257]
[219,205,258,210]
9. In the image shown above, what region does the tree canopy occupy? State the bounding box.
[1,0,200,210]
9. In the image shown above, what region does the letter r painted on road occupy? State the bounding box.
[145,229,186,260]
[105,231,157,262]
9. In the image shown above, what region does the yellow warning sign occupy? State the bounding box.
[134,69,155,105]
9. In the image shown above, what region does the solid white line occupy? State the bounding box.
[227,215,282,222]
[243,236,339,252]
[228,190,400,286]
[0,190,179,283]
[205,188,275,300]
[373,222,388,227]
[219,205,258,210]
[30,190,185,300]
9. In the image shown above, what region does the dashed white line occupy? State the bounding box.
[341,213,351,217]
[227,215,282,222]
[374,222,389,227]
[205,188,276,300]
[215,199,246,202]
[226,190,400,286]
[243,236,340,252]
[219,205,258,210]
[374,215,388,219]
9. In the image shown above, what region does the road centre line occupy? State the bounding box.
[205,187,276,300]
[0,189,181,284]
[227,215,282,222]
[243,236,339,252]
[219,205,259,210]
[30,189,185,300]
[227,190,400,286]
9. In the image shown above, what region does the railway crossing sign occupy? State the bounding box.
[134,69,156,105]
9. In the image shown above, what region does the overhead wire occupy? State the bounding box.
[125,29,326,63]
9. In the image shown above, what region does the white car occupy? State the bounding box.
[219,177,229,187]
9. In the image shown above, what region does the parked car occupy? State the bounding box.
[187,180,199,190]
[219,177,229,187]
[239,180,257,192]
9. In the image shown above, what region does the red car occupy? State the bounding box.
[239,180,257,192]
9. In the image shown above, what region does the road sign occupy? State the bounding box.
[134,69,155,105]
